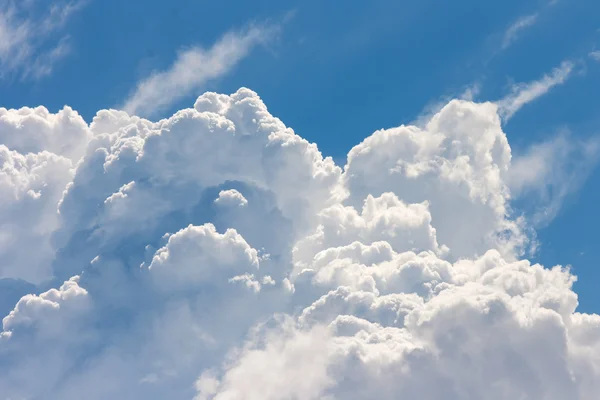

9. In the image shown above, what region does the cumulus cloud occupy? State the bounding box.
[0,105,90,284]
[342,100,524,259]
[0,0,85,79]
[0,88,599,399]
[123,25,276,117]
[0,105,91,161]
[496,60,574,121]
[589,50,600,62]
[215,189,248,208]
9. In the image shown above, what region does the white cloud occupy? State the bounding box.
[22,36,72,80]
[213,253,588,399]
[496,60,574,121]
[409,82,482,127]
[148,223,259,293]
[509,132,600,226]
[497,0,560,54]
[0,0,85,80]
[0,146,73,284]
[215,189,248,208]
[459,82,481,101]
[343,99,524,259]
[122,25,276,117]
[0,105,90,284]
[0,105,91,161]
[1,88,599,399]
[589,50,600,62]
[502,13,539,50]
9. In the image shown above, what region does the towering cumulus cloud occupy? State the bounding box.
[0,89,598,399]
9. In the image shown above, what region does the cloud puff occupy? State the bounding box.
[0,105,91,160]
[0,146,72,284]
[215,189,248,208]
[0,106,89,284]
[0,88,599,399]
[343,100,523,259]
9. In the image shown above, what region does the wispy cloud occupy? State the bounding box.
[459,82,481,101]
[410,82,482,127]
[509,132,600,226]
[495,0,559,55]
[0,0,86,80]
[123,24,277,118]
[22,36,72,80]
[589,50,600,62]
[496,60,574,121]
[501,13,539,50]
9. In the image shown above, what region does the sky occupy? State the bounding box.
[1,0,600,398]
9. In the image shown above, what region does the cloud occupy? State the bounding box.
[22,36,72,80]
[122,25,276,117]
[459,82,481,101]
[497,0,561,54]
[343,99,525,259]
[501,13,539,50]
[508,132,600,226]
[589,50,600,62]
[1,89,599,399]
[215,189,248,208]
[0,105,90,284]
[409,82,482,127]
[0,0,85,80]
[496,60,574,121]
[0,105,91,161]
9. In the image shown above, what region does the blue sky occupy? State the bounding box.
[1,0,600,311]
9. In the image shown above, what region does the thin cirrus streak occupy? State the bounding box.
[496,60,574,121]
[122,24,278,118]
[0,0,86,80]
[501,13,539,50]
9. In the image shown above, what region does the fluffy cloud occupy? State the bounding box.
[342,100,523,259]
[0,105,91,160]
[0,88,599,399]
[0,106,90,284]
[215,189,248,208]
[211,250,598,400]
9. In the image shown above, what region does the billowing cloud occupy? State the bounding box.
[0,105,90,285]
[1,88,599,399]
[0,105,91,161]
[215,189,248,208]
